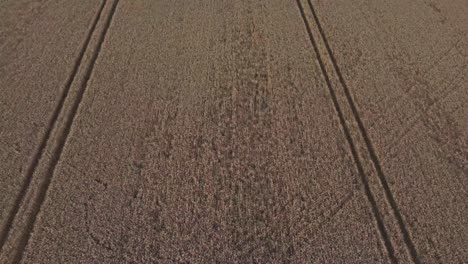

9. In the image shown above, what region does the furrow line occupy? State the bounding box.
[11,1,120,262]
[305,0,421,263]
[0,1,120,262]
[294,0,398,262]
[0,0,106,252]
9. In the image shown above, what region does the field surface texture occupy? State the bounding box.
[0,0,467,263]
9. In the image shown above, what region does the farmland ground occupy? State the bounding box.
[0,0,467,263]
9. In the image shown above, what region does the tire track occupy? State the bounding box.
[0,0,106,252]
[11,1,120,262]
[304,0,421,263]
[0,1,120,262]
[294,0,397,262]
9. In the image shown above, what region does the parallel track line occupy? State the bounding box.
[294,0,397,262]
[10,1,120,262]
[305,1,420,262]
[0,0,107,252]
